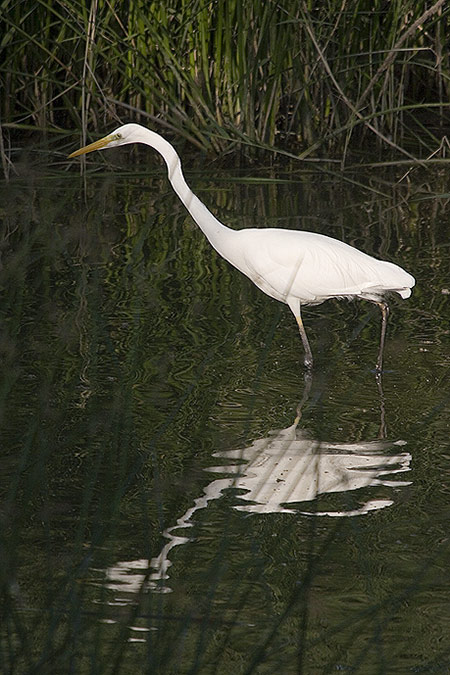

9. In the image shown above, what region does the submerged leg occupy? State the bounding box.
[295,314,314,370]
[375,301,390,373]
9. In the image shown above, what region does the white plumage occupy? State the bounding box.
[236,228,413,304]
[69,123,415,370]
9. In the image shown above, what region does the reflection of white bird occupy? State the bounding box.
[208,428,412,516]
[104,417,412,595]
[69,123,415,370]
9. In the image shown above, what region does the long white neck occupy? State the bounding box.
[140,129,235,257]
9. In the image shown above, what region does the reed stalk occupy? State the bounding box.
[0,0,449,157]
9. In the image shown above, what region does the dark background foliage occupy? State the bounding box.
[1,0,449,158]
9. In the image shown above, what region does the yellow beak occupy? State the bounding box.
[68,135,113,158]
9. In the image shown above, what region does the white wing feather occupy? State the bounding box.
[233,229,414,305]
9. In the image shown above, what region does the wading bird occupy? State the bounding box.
[69,123,415,371]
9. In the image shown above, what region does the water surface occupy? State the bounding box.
[1,151,449,673]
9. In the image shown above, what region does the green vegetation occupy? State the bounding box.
[1,0,449,157]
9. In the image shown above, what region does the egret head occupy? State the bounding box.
[68,124,144,158]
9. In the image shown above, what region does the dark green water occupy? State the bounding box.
[1,151,449,673]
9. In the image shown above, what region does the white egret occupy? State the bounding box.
[69,123,415,371]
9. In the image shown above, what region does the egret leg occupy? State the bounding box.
[375,368,387,439]
[295,315,314,369]
[295,370,313,423]
[375,301,390,373]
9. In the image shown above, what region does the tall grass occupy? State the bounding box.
[0,0,449,157]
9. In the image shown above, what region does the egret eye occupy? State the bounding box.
[115,133,122,140]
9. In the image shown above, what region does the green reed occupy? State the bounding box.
[1,0,449,156]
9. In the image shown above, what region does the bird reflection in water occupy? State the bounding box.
[104,374,412,596]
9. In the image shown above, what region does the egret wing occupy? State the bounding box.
[239,229,412,305]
